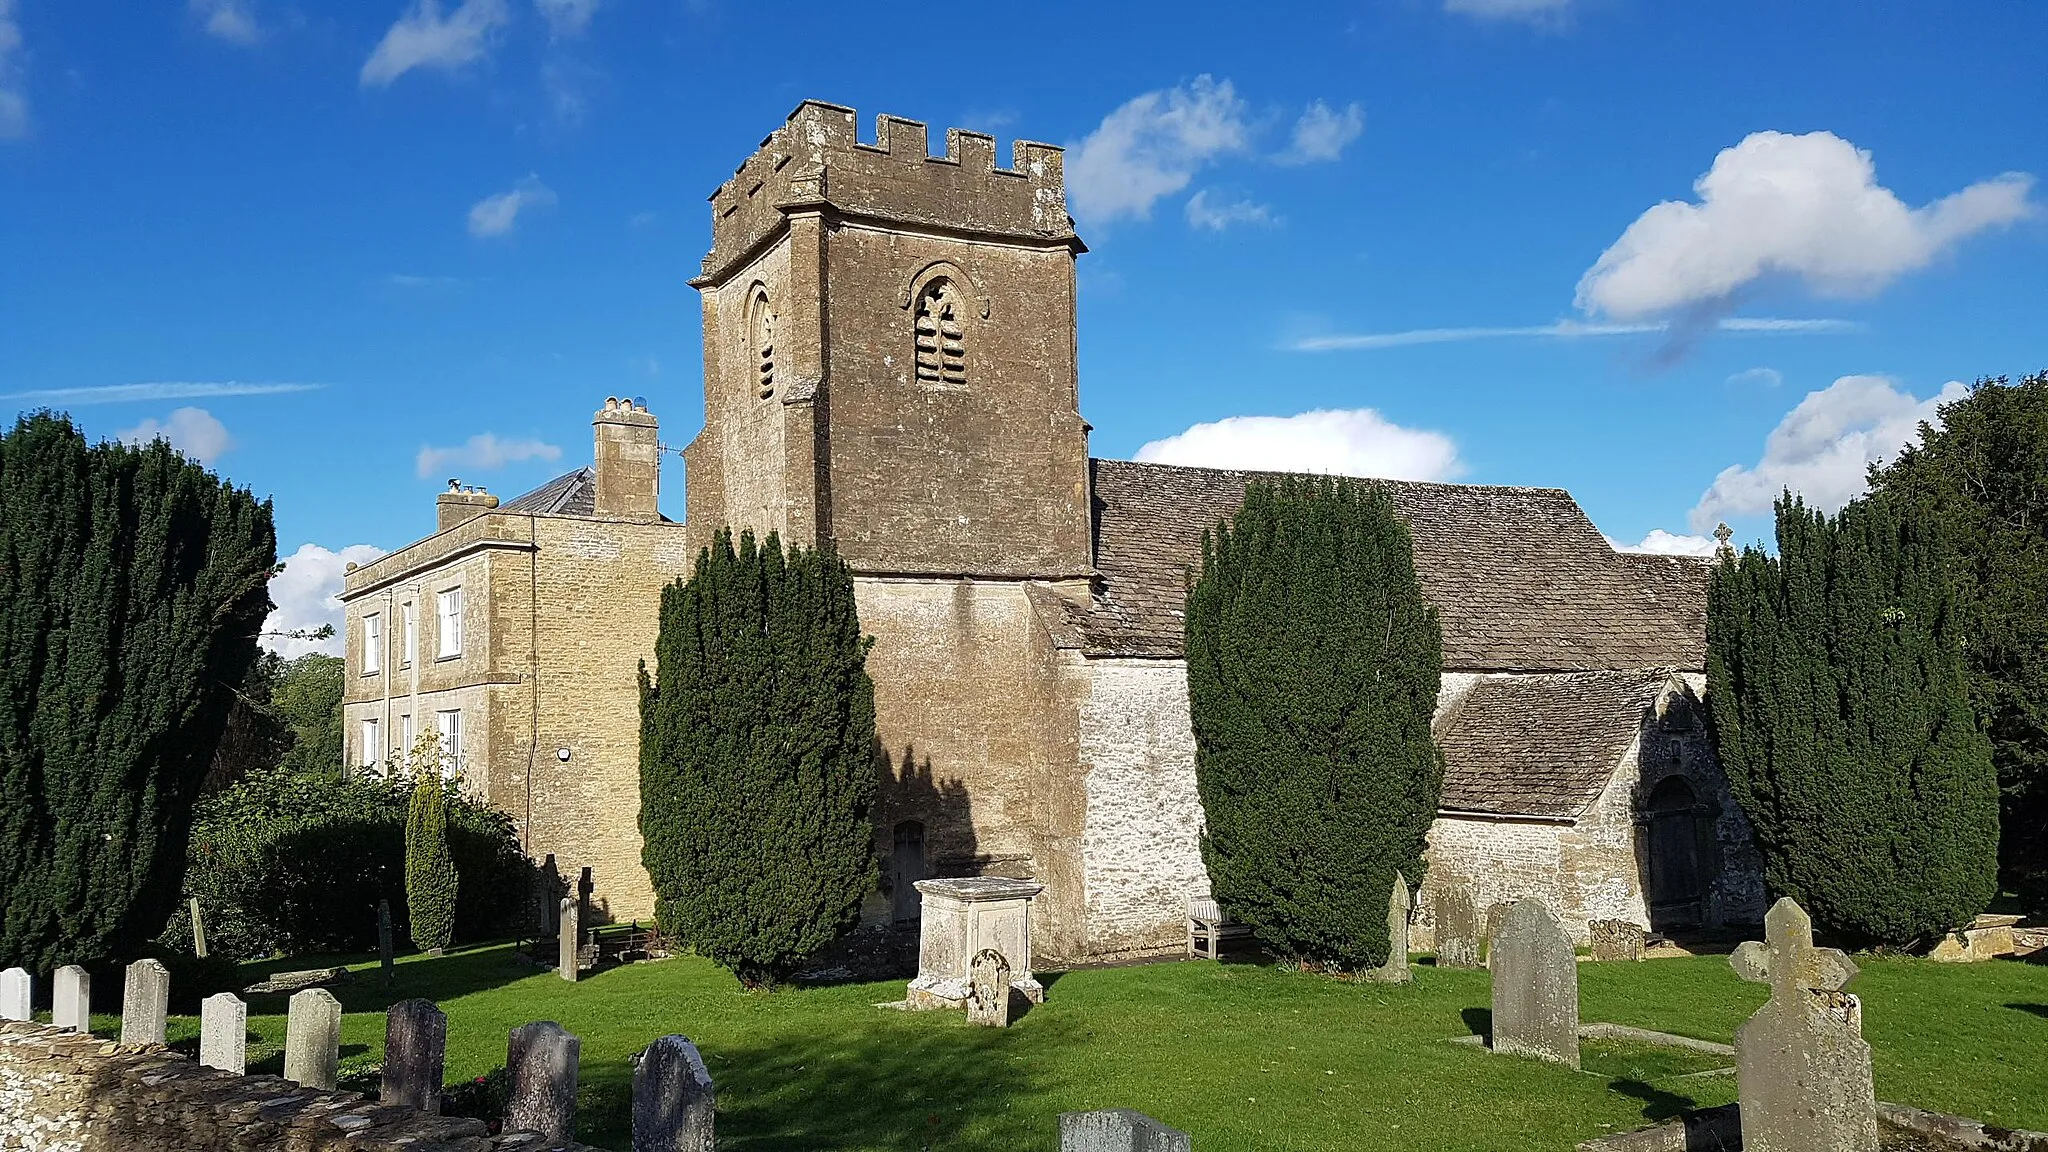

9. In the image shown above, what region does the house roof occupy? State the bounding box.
[1436,670,1673,819]
[1074,458,1709,671]
[502,468,596,516]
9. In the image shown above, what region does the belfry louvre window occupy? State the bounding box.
[751,289,775,398]
[914,280,967,386]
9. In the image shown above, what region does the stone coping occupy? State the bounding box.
[913,877,1045,901]
[1575,1102,2048,1151]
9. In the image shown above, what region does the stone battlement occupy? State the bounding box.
[699,100,1077,284]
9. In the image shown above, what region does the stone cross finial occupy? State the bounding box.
[1714,522,1735,557]
[1731,897,1857,1000]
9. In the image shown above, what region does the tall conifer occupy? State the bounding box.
[1187,477,1443,970]
[404,768,459,953]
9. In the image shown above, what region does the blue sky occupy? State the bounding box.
[2,0,2043,648]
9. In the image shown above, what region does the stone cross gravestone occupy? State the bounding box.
[558,897,580,982]
[0,967,30,1021]
[53,965,90,1032]
[1366,872,1413,984]
[119,958,170,1046]
[1059,1108,1194,1152]
[189,897,208,959]
[967,949,1013,1027]
[507,1020,582,1141]
[1730,897,1877,1152]
[1489,898,1579,1068]
[633,1034,716,1152]
[284,987,343,1090]
[1589,919,1646,962]
[381,998,448,1111]
[1433,882,1481,970]
[378,899,395,987]
[199,992,247,1073]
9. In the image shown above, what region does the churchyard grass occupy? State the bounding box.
[119,946,2048,1151]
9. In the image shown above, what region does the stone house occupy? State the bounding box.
[340,100,1765,960]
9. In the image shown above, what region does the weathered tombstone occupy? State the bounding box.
[381,998,448,1111]
[199,992,248,1073]
[576,867,594,942]
[1730,897,1877,1152]
[558,897,580,982]
[1059,1108,1193,1152]
[1489,898,1579,1068]
[1482,900,1515,966]
[537,854,563,936]
[1589,918,1647,962]
[507,1021,582,1140]
[633,1034,715,1152]
[906,878,1046,1009]
[283,987,343,1090]
[378,898,395,987]
[119,958,170,1046]
[52,965,91,1032]
[1434,882,1481,970]
[189,896,209,959]
[1365,872,1413,984]
[966,949,1013,1027]
[0,967,30,1021]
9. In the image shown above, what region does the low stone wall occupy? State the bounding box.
[0,1021,599,1152]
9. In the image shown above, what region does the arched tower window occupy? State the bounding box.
[749,288,776,399]
[913,279,967,386]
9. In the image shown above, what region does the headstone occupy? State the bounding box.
[1434,882,1481,970]
[381,998,448,1111]
[119,958,170,1046]
[507,1021,582,1140]
[378,899,395,987]
[284,987,343,1090]
[1482,900,1516,966]
[199,993,248,1073]
[189,897,208,959]
[52,965,90,1032]
[558,897,580,982]
[242,966,350,995]
[1730,897,1877,1152]
[537,854,562,936]
[577,867,594,942]
[1365,872,1413,984]
[1589,918,1647,962]
[1059,1108,1193,1152]
[0,967,30,1021]
[966,949,1012,1027]
[633,1034,715,1152]
[1489,898,1579,1068]
[906,878,1046,1009]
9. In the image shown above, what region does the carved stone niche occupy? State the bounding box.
[905,878,1046,1010]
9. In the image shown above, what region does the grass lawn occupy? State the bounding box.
[98,946,2047,1151]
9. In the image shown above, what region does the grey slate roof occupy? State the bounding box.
[1435,670,1671,818]
[502,468,596,516]
[1077,458,1708,671]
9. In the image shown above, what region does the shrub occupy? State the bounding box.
[406,770,459,953]
[1187,476,1444,971]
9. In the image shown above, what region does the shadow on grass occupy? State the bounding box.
[1461,1006,1492,1039]
[1608,1078,1696,1122]
[235,942,540,1016]
[2007,1002,2048,1019]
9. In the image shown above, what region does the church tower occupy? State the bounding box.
[684,101,1092,579]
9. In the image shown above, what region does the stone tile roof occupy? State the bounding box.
[502,468,596,516]
[1079,459,1707,671]
[1435,670,1671,818]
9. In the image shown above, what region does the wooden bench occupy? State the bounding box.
[1187,897,1252,960]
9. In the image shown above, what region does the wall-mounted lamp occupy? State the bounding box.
[556,747,572,763]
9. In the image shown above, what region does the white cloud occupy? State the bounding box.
[1688,374,1967,532]
[534,0,599,37]
[0,0,29,141]
[415,432,562,478]
[1135,408,1463,483]
[467,173,555,237]
[1612,529,1720,558]
[1578,131,2036,320]
[1280,100,1364,164]
[0,380,321,405]
[1445,0,1572,19]
[1066,75,1252,224]
[1726,367,1783,388]
[191,0,260,45]
[360,0,510,88]
[1185,189,1273,231]
[264,542,386,658]
[1291,316,1857,352]
[119,407,234,464]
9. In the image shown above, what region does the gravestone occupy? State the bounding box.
[199,992,248,1073]
[1730,897,1877,1152]
[1483,900,1516,966]
[1434,881,1481,970]
[1589,919,1647,962]
[119,958,170,1046]
[966,949,1013,1027]
[1365,872,1413,984]
[577,867,594,944]
[558,897,580,982]
[53,965,90,1032]
[634,1034,715,1152]
[284,987,343,1090]
[381,998,448,1111]
[0,967,30,1021]
[507,1020,582,1140]
[1059,1108,1193,1152]
[378,899,395,987]
[538,854,563,936]
[906,878,1046,1010]
[189,896,209,959]
[1489,899,1579,1068]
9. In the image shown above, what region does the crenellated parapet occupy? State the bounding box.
[697,100,1077,285]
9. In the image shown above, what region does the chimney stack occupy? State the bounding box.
[592,397,660,522]
[436,479,499,532]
